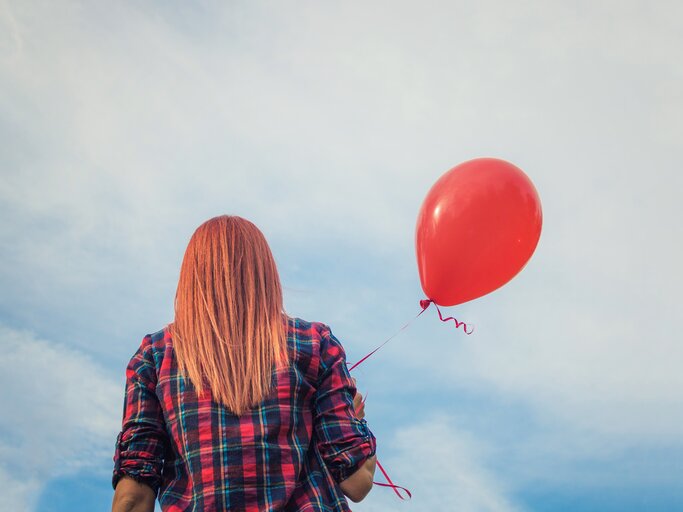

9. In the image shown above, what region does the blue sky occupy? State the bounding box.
[1,1,682,511]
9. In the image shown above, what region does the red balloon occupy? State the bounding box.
[416,158,542,306]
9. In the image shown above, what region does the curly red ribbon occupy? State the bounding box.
[373,459,413,500]
[419,299,475,335]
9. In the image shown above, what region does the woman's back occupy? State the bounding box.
[113,316,376,512]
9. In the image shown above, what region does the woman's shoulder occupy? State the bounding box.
[145,326,172,350]
[285,316,337,369]
[128,326,172,371]
[287,316,331,341]
[286,316,347,367]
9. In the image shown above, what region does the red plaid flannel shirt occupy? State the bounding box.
[113,317,376,511]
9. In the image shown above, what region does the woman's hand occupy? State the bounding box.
[351,378,365,420]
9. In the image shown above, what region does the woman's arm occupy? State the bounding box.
[112,476,155,512]
[313,326,378,502]
[112,336,167,509]
[339,455,377,503]
[339,385,376,502]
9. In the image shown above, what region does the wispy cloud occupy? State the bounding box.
[0,324,121,511]
[356,415,522,512]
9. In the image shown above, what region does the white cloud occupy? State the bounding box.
[1,0,681,265]
[0,466,39,512]
[355,415,522,512]
[402,255,683,442]
[381,266,683,449]
[0,324,121,511]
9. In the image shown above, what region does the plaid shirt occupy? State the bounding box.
[112,317,376,511]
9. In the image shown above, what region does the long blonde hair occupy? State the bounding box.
[170,215,288,415]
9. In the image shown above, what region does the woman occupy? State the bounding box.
[111,215,377,512]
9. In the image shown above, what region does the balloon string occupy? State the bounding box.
[348,299,473,372]
[348,311,423,501]
[347,302,431,372]
[420,299,475,335]
[373,459,412,500]
[346,298,471,502]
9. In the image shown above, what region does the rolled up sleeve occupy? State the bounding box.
[112,335,167,494]
[313,326,377,483]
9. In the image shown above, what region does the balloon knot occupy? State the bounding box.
[419,299,432,310]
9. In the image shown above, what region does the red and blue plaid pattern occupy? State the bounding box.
[113,317,376,511]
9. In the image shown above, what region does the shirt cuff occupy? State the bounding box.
[329,419,377,483]
[112,431,163,494]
